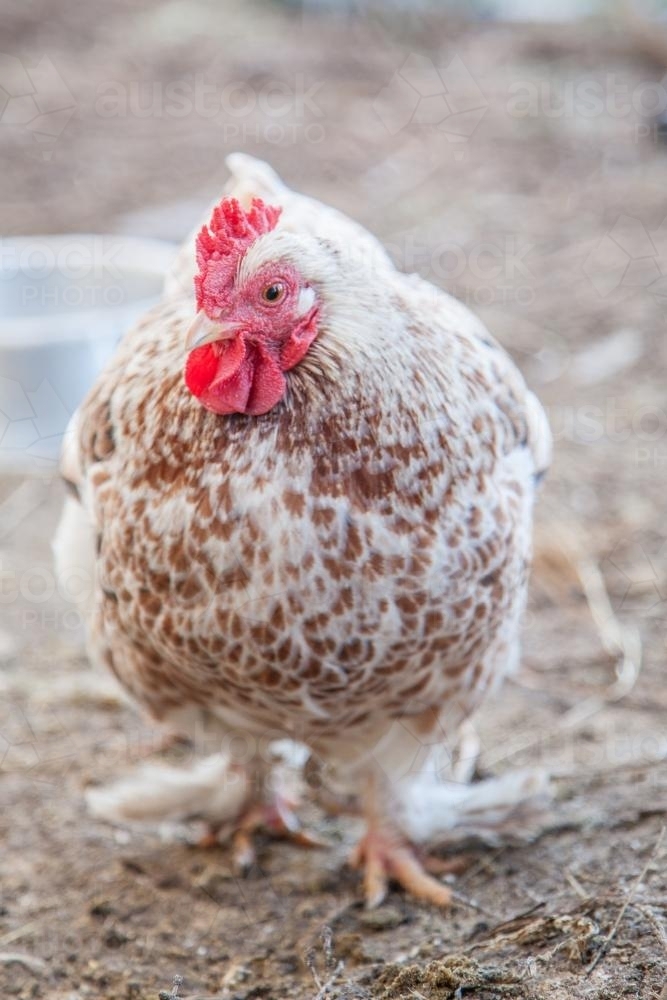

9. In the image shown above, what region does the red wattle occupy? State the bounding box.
[185,335,288,416]
[208,360,254,414]
[246,347,286,415]
[185,337,251,413]
[184,344,219,397]
[214,335,248,380]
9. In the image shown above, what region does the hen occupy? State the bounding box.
[56,155,551,907]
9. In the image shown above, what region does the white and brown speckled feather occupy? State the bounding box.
[70,206,550,806]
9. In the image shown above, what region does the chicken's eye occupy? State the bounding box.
[261,282,285,304]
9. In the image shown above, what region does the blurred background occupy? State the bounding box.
[1,1,667,998]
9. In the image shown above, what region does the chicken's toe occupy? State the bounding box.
[207,795,327,873]
[350,829,452,909]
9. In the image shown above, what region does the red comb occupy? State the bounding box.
[195,197,282,314]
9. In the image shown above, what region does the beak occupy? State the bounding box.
[185,312,243,352]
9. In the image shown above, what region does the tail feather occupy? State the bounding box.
[396,768,552,847]
[86,753,247,825]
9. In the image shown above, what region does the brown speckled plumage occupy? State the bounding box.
[59,156,551,902]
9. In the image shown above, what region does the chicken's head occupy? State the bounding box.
[184,197,320,416]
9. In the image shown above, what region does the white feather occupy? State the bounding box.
[296,286,316,316]
[86,753,248,825]
[396,768,551,846]
[162,153,391,301]
[52,494,97,628]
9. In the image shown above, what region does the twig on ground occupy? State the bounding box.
[465,901,546,946]
[489,524,643,768]
[564,868,589,900]
[448,887,495,918]
[560,551,642,728]
[633,904,667,957]
[158,974,183,1000]
[539,521,643,722]
[0,952,46,974]
[0,922,41,948]
[306,925,345,1000]
[586,825,666,975]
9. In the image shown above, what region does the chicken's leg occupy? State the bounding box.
[198,760,326,870]
[350,773,453,908]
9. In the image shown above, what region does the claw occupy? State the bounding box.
[351,830,453,909]
[264,796,328,849]
[199,795,327,870]
[284,827,328,849]
[232,827,257,873]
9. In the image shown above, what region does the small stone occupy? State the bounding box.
[357,905,405,930]
[221,963,251,987]
[104,928,129,948]
[335,931,368,962]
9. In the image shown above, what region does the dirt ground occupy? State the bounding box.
[2,1,667,998]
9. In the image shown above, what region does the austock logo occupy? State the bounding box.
[583,213,667,300]
[0,53,75,158]
[0,698,80,785]
[604,532,667,620]
[373,52,487,141]
[94,71,326,145]
[0,376,71,468]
